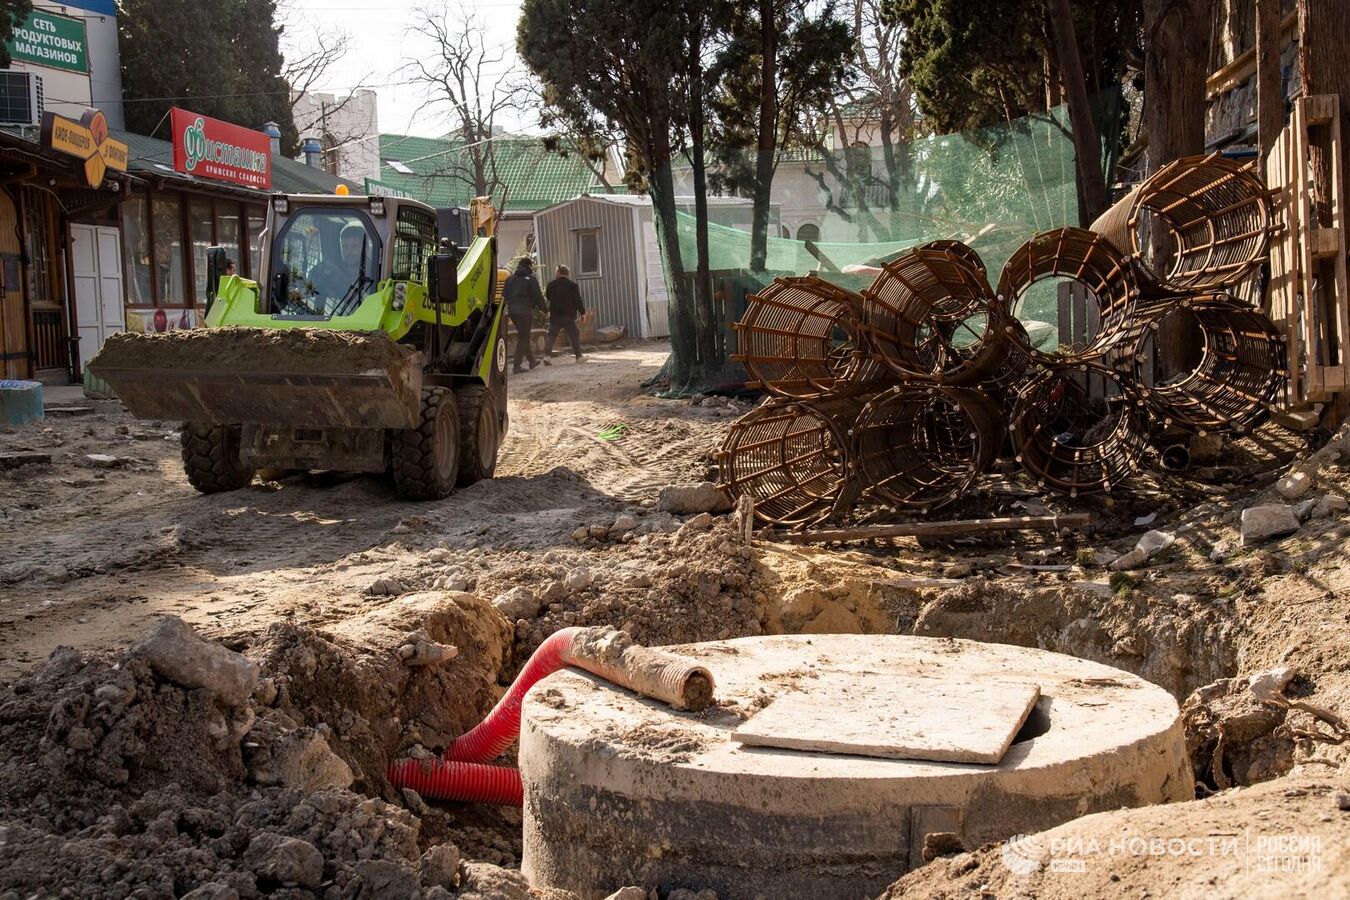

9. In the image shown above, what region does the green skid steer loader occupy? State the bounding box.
[89,193,510,500]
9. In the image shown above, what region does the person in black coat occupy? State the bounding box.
[503,257,547,373]
[543,265,586,363]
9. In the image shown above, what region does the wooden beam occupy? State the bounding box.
[1206,11,1298,100]
[769,513,1093,544]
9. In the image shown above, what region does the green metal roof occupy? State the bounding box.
[377,133,600,212]
[114,129,358,196]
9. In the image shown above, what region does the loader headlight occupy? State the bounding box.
[391,282,407,310]
[272,195,288,215]
[368,196,386,216]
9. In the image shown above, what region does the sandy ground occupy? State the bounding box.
[0,343,732,681]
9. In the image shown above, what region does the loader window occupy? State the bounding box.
[270,209,382,317]
[392,206,437,282]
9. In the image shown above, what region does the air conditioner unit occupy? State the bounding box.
[0,70,43,127]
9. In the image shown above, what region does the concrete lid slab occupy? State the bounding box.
[730,673,1040,764]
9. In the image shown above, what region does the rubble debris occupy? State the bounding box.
[132,615,258,707]
[657,481,733,515]
[82,453,127,468]
[0,451,51,470]
[494,586,542,621]
[1240,504,1302,546]
[1109,530,1176,571]
[1277,469,1316,500]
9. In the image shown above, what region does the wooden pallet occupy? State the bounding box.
[1266,94,1349,408]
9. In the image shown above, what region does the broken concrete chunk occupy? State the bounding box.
[570,526,590,543]
[1248,667,1295,703]
[244,833,323,889]
[603,890,649,900]
[611,514,638,534]
[492,586,541,621]
[682,512,714,532]
[1240,504,1301,546]
[657,482,733,515]
[366,577,408,597]
[1293,498,1318,522]
[132,615,258,706]
[420,843,462,889]
[1109,530,1175,571]
[1276,469,1315,501]
[588,524,610,540]
[82,453,125,468]
[400,639,458,667]
[565,567,594,591]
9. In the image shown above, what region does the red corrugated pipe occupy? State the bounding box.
[387,758,523,806]
[386,626,714,806]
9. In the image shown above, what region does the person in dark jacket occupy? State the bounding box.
[503,257,547,373]
[542,265,586,363]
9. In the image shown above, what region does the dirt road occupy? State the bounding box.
[0,344,735,680]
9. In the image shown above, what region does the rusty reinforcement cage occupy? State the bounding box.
[1010,365,1150,496]
[996,227,1140,363]
[1090,154,1270,293]
[717,393,870,527]
[859,245,1010,384]
[731,276,890,398]
[1108,295,1288,435]
[853,385,1005,511]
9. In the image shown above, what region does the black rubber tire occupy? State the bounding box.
[180,423,254,494]
[392,386,460,500]
[455,384,499,486]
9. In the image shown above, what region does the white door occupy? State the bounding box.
[641,219,671,338]
[72,224,125,364]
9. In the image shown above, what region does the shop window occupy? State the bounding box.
[151,194,186,305]
[576,229,600,277]
[216,205,242,279]
[189,199,214,302]
[392,205,436,281]
[21,189,52,305]
[247,212,265,278]
[122,194,152,305]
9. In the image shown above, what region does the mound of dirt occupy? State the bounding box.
[91,327,418,376]
[0,597,536,899]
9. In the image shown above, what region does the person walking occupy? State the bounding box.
[543,265,586,364]
[503,257,547,373]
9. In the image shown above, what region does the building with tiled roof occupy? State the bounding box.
[377,133,612,258]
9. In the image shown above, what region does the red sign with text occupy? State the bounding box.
[171,107,272,190]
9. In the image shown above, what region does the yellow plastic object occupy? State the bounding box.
[335,184,350,196]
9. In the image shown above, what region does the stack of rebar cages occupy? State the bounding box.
[719,153,1287,527]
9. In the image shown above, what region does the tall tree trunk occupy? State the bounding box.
[750,0,778,273]
[689,26,718,373]
[649,128,696,391]
[1144,0,1215,374]
[1297,0,1350,424]
[1047,0,1110,224]
[1256,0,1283,162]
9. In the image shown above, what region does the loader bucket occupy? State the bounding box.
[88,327,425,430]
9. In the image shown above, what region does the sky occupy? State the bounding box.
[281,0,538,139]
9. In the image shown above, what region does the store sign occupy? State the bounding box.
[171,107,272,190]
[6,10,89,74]
[40,108,128,188]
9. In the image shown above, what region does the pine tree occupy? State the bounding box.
[118,0,296,151]
[0,0,33,69]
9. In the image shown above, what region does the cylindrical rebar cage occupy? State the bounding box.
[854,386,1005,511]
[996,227,1139,363]
[1089,154,1270,292]
[717,394,869,527]
[860,247,1010,383]
[731,277,886,399]
[1010,365,1149,496]
[1120,295,1287,435]
[917,239,988,278]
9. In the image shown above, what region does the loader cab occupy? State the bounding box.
[267,199,385,318]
